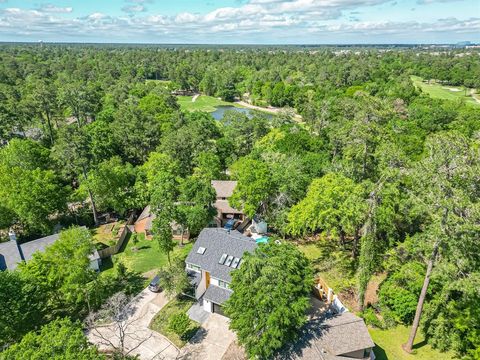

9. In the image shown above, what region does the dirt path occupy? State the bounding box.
[235,101,303,122]
[470,89,480,104]
[192,94,200,102]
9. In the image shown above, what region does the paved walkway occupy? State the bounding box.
[180,314,236,360]
[87,288,180,360]
[187,302,211,324]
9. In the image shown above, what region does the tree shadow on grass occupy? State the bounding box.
[412,339,428,350]
[117,232,132,253]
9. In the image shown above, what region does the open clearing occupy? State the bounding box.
[369,325,455,360]
[411,75,479,106]
[102,232,193,276]
[177,95,243,112]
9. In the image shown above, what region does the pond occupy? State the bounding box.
[211,105,272,120]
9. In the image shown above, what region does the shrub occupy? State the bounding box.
[378,262,425,325]
[361,307,384,329]
[168,313,191,339]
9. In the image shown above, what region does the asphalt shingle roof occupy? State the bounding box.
[203,285,233,305]
[211,180,237,198]
[0,241,22,271]
[20,233,60,262]
[185,228,257,282]
[318,312,374,356]
[280,312,375,359]
[214,200,243,215]
[0,226,99,272]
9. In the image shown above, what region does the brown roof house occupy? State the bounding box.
[281,311,375,360]
[134,205,190,241]
[210,180,247,228]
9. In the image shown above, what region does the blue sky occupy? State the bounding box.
[0,0,478,43]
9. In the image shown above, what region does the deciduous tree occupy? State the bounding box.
[225,243,313,359]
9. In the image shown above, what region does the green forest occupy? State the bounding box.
[0,44,479,359]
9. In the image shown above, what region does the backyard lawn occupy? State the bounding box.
[91,221,126,248]
[103,232,193,276]
[370,325,455,360]
[297,242,356,293]
[177,95,242,112]
[149,296,200,348]
[411,75,479,106]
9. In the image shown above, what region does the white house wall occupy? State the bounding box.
[89,259,100,272]
[203,299,213,312]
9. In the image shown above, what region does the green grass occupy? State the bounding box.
[105,232,193,276]
[298,242,325,261]
[297,242,356,293]
[411,75,479,107]
[177,95,242,112]
[91,221,125,248]
[145,79,172,86]
[370,325,456,360]
[149,296,200,348]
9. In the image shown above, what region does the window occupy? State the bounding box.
[218,280,230,289]
[186,263,201,272]
[197,247,206,255]
[224,255,234,266]
[231,257,240,268]
[219,253,228,264]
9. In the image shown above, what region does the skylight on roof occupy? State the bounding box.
[225,255,234,266]
[219,253,227,264]
[197,247,206,255]
[231,257,240,268]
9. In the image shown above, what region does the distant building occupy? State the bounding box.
[211,180,246,228]
[0,228,101,271]
[134,205,190,241]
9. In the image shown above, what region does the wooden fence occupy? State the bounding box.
[313,277,348,314]
[97,213,136,259]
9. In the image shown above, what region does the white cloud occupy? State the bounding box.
[37,4,73,13]
[0,1,478,43]
[122,5,146,13]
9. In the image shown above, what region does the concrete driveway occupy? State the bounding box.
[180,313,236,360]
[87,288,180,360]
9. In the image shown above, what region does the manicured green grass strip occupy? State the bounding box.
[369,325,455,360]
[105,232,192,276]
[149,296,199,348]
[411,75,479,106]
[177,95,242,112]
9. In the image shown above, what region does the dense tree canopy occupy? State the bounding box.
[0,44,479,358]
[1,318,103,360]
[225,243,313,359]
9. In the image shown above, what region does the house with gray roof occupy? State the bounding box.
[0,239,23,271]
[185,227,257,315]
[281,311,375,360]
[0,228,101,272]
